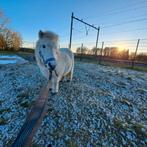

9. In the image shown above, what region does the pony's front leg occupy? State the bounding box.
[55,78,60,93]
[48,80,52,91]
[51,76,60,94]
[51,77,55,94]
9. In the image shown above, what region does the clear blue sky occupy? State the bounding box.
[0,0,147,52]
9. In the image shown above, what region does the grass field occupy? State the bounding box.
[75,57,147,72]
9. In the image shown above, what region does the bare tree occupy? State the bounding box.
[91,47,101,55]
[0,28,22,50]
[118,49,129,60]
[10,31,22,50]
[103,47,111,57]
[76,46,88,54]
[0,9,22,51]
[0,9,9,49]
[0,9,9,30]
[0,34,6,50]
[136,53,147,63]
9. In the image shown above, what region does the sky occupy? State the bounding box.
[0,0,147,52]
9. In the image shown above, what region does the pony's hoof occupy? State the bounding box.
[51,92,57,95]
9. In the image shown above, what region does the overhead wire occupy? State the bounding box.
[84,0,147,21]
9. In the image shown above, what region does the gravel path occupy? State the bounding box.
[0,61,147,146]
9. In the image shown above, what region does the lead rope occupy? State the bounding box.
[49,69,58,81]
[49,70,52,80]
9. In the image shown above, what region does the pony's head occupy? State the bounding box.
[36,30,59,70]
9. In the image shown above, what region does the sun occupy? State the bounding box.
[118,46,124,51]
[117,44,126,51]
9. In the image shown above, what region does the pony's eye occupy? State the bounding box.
[42,45,46,48]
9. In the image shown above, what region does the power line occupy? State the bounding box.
[101,5,147,17]
[102,17,147,29]
[103,0,147,14]
[104,39,147,42]
[84,0,147,21]
[90,13,147,27]
[102,27,147,34]
[109,0,147,12]
[73,27,147,39]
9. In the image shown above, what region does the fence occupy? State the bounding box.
[66,12,147,70]
[21,39,147,70]
[74,39,147,70]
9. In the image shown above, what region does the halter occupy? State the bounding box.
[39,50,58,80]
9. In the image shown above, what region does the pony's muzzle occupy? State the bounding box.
[48,62,56,70]
[45,58,56,70]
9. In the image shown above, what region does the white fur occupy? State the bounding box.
[35,30,74,93]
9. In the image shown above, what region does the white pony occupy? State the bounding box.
[35,30,74,94]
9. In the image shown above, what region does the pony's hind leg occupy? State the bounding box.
[64,71,72,82]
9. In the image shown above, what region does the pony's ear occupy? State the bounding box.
[39,30,44,38]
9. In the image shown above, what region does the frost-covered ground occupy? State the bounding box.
[0,55,28,65]
[0,60,147,146]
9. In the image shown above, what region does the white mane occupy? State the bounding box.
[39,30,58,44]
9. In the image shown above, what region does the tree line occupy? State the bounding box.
[76,46,147,62]
[0,10,22,51]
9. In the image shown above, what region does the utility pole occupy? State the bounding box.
[99,41,104,64]
[69,12,74,50]
[69,13,100,51]
[96,27,100,49]
[132,39,140,68]
[80,43,83,61]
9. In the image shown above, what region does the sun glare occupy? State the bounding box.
[117,44,126,51]
[118,46,124,51]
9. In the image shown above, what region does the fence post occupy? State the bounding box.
[99,41,104,64]
[80,43,83,61]
[132,39,140,68]
[96,26,100,49]
[69,12,74,50]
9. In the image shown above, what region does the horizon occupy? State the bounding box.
[0,0,147,53]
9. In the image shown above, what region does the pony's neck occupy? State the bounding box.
[56,49,61,62]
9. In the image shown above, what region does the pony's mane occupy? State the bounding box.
[39,30,58,43]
